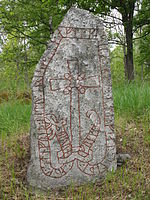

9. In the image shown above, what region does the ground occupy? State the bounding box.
[0,113,150,200]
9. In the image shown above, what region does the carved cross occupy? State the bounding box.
[49,58,100,154]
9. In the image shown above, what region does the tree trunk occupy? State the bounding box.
[121,2,135,82]
[140,27,143,81]
[141,64,143,81]
[125,22,134,81]
[24,38,30,92]
[123,43,128,79]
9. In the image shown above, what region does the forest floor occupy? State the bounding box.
[0,82,150,199]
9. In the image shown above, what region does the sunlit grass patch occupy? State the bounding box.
[0,100,31,135]
[113,81,150,116]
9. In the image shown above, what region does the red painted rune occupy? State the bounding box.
[49,58,101,166]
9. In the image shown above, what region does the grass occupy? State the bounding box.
[0,100,31,135]
[0,81,150,199]
[0,113,150,199]
[113,81,150,116]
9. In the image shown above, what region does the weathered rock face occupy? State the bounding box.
[27,7,116,189]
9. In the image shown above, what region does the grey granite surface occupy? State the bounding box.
[27,7,116,189]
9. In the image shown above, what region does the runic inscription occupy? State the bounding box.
[27,7,116,189]
[48,58,102,174]
[32,26,115,178]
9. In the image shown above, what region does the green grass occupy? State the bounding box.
[113,81,150,116]
[0,81,150,199]
[0,100,31,135]
[0,81,149,135]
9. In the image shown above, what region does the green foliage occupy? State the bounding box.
[110,46,125,85]
[110,43,150,83]
[0,0,65,45]
[0,0,69,93]
[134,0,150,79]
[0,36,39,91]
[134,0,150,30]
[139,34,150,67]
[0,0,149,83]
[137,32,150,80]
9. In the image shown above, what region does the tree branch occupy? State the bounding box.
[133,31,150,41]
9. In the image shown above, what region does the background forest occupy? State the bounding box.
[0,0,150,199]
